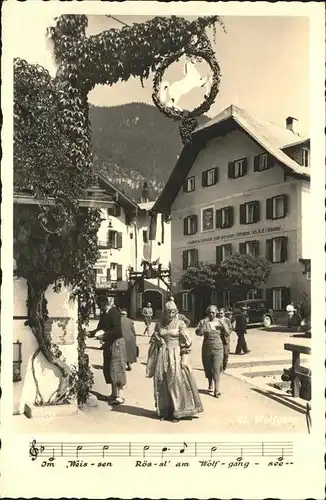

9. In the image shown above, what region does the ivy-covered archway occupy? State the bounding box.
[14,14,224,406]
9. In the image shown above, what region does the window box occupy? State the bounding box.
[216,243,232,264]
[201,206,214,232]
[183,176,195,193]
[216,206,234,229]
[182,249,199,270]
[239,240,260,257]
[228,158,248,179]
[183,215,198,236]
[202,167,218,187]
[254,153,273,172]
[239,201,260,224]
[266,195,288,220]
[302,148,310,168]
[266,237,288,263]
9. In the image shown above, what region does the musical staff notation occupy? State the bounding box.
[29,439,293,462]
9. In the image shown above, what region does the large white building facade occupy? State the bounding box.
[152,105,311,322]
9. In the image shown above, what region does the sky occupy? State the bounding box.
[11,12,310,135]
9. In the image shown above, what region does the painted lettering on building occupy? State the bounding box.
[188,226,282,245]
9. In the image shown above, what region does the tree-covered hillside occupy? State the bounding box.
[89,102,209,201]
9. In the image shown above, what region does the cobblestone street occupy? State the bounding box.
[14,321,310,434]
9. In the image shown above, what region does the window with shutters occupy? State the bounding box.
[240,201,260,224]
[223,291,231,308]
[302,148,309,167]
[266,195,288,220]
[108,230,123,249]
[216,244,232,264]
[239,240,259,257]
[201,206,214,232]
[216,206,234,229]
[266,237,288,263]
[246,289,261,300]
[184,215,197,235]
[202,167,218,187]
[110,262,117,281]
[271,287,291,311]
[254,153,271,172]
[228,158,247,179]
[273,288,282,310]
[183,176,195,193]
[182,249,198,270]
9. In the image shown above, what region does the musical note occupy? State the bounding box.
[278,448,284,462]
[180,442,188,454]
[143,445,149,459]
[102,445,109,458]
[236,448,243,461]
[49,449,55,462]
[210,446,217,458]
[76,445,83,458]
[29,440,44,461]
[161,446,169,460]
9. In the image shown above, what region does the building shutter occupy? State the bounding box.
[227,206,234,227]
[107,230,113,248]
[254,240,260,256]
[225,243,233,256]
[182,251,188,270]
[202,171,207,187]
[253,201,260,223]
[188,293,193,313]
[216,209,222,229]
[182,180,187,192]
[242,157,248,176]
[283,194,289,217]
[193,215,198,234]
[228,162,235,179]
[106,268,111,281]
[117,264,123,281]
[239,204,246,224]
[253,155,260,172]
[193,249,199,266]
[266,198,273,220]
[256,288,263,299]
[216,246,223,265]
[183,218,188,236]
[266,288,273,309]
[280,237,288,262]
[281,287,291,310]
[266,239,273,261]
[114,205,121,217]
[117,232,123,249]
[267,154,274,168]
[239,242,246,254]
[214,167,219,184]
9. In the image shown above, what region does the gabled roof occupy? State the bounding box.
[96,172,139,212]
[152,104,310,214]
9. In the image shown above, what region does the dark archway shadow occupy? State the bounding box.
[92,364,103,370]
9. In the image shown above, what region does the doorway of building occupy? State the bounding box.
[143,290,163,318]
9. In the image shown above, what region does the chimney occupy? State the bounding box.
[285,116,299,135]
[140,181,150,203]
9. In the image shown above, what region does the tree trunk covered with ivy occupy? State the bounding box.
[14,14,223,405]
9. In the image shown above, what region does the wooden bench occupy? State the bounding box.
[283,343,311,398]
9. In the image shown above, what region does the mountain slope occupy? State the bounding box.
[89,102,209,201]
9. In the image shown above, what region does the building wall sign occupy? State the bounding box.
[94,249,110,269]
[188,226,282,245]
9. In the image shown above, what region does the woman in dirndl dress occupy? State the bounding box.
[146,300,203,422]
[88,296,127,405]
[195,305,226,398]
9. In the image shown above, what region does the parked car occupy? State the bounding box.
[231,299,275,327]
